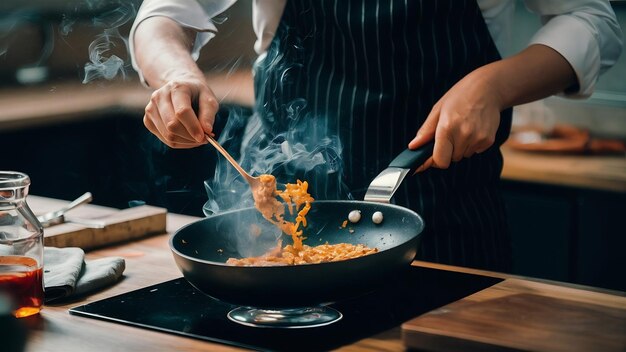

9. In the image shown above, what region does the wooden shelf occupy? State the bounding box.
[0,70,254,131]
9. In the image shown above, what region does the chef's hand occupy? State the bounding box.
[134,16,220,149]
[408,68,503,172]
[408,44,578,173]
[143,72,218,149]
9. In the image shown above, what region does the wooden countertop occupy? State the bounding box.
[1,73,625,193]
[501,144,626,193]
[16,196,626,352]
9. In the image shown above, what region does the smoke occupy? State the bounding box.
[80,3,136,84]
[82,27,127,83]
[203,22,351,257]
[202,15,357,258]
[0,1,137,83]
[202,101,349,256]
[204,100,349,211]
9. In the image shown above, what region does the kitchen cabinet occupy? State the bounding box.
[502,179,626,291]
[0,107,250,217]
[576,190,626,291]
[0,71,254,216]
[502,181,573,282]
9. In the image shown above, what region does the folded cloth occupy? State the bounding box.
[43,247,125,303]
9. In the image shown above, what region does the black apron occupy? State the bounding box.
[246,0,513,272]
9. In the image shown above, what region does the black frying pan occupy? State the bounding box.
[170,142,434,309]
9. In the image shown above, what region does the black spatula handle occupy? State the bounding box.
[388,141,435,170]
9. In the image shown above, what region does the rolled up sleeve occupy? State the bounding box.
[129,0,236,83]
[525,0,623,98]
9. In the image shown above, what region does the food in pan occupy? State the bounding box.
[227,241,377,266]
[251,174,312,250]
[348,210,361,223]
[372,211,384,224]
[226,175,378,266]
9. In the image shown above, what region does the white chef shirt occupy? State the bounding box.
[129,0,623,98]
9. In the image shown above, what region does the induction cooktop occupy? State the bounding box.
[69,266,501,351]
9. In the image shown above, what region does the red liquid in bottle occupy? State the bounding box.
[0,256,44,318]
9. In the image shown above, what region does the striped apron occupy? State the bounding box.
[247,0,513,272]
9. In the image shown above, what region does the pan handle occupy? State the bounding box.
[388,141,435,170]
[364,141,434,203]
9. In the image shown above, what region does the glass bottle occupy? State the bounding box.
[0,171,44,318]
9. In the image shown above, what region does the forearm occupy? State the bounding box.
[477,44,578,110]
[133,16,205,88]
[410,44,578,170]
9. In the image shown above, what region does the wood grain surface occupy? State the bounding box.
[29,196,167,250]
[402,278,626,352]
[14,196,626,352]
[501,144,626,193]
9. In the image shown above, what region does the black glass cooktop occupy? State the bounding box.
[69,266,501,351]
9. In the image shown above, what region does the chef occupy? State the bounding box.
[130,0,622,272]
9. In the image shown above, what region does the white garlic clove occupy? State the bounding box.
[372,211,383,224]
[348,210,362,223]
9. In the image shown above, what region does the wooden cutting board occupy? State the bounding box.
[28,195,167,251]
[402,278,626,352]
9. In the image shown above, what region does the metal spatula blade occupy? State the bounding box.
[364,141,434,203]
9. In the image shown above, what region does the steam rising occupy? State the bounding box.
[204,103,349,215]
[81,3,136,83]
[204,24,351,232]
[0,1,137,83]
[1,1,350,257]
[83,27,127,83]
[203,102,349,256]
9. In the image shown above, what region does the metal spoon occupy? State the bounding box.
[205,135,262,193]
[36,192,103,228]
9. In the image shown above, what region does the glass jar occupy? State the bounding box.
[0,171,44,318]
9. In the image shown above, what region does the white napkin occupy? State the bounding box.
[43,247,125,303]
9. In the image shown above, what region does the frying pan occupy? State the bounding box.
[170,142,434,309]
